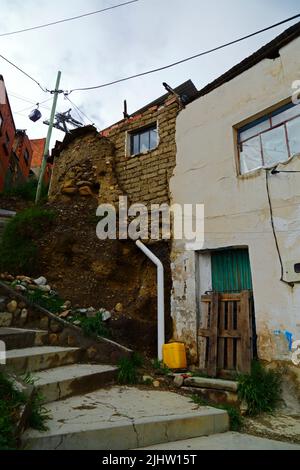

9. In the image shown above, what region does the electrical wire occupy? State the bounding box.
[0,53,47,92]
[0,1,139,37]
[265,170,293,286]
[8,93,52,111]
[68,13,300,93]
[65,95,100,129]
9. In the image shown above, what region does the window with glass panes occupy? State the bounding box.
[130,125,158,156]
[238,103,300,174]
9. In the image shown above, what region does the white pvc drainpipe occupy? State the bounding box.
[135,240,165,361]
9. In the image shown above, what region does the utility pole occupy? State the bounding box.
[35,71,62,204]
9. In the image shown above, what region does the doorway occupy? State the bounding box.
[198,248,256,378]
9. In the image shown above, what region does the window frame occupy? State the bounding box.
[237,102,300,175]
[129,123,158,157]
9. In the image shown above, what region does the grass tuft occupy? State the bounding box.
[237,360,282,416]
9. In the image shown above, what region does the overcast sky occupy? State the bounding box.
[0,0,299,145]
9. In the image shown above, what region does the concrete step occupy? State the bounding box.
[23,386,229,450]
[0,328,48,350]
[34,364,118,404]
[5,346,81,373]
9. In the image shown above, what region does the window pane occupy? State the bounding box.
[239,119,270,142]
[240,136,262,174]
[149,128,158,150]
[287,116,300,157]
[272,104,300,126]
[140,131,150,153]
[132,134,140,155]
[261,125,289,166]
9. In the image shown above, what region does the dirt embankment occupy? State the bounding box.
[22,196,172,356]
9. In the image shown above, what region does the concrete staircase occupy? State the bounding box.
[1,327,229,450]
[0,209,16,239]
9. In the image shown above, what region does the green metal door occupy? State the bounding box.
[211,249,253,292]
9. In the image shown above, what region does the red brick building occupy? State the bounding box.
[0,75,33,191]
[0,75,16,191]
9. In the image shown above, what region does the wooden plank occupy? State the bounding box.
[237,291,252,374]
[219,293,242,301]
[207,292,218,377]
[219,330,241,339]
[198,298,210,369]
[227,301,234,369]
[217,299,226,370]
[198,328,211,338]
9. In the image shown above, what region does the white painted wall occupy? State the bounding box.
[171,37,300,364]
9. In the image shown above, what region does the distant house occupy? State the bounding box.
[0,75,16,192]
[0,75,33,191]
[30,138,51,185]
[171,21,300,379]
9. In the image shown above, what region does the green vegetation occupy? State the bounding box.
[69,311,111,339]
[237,360,282,416]
[0,179,48,202]
[0,207,55,274]
[25,289,64,314]
[191,394,243,432]
[152,359,171,376]
[0,371,49,450]
[117,353,144,385]
[28,391,50,431]
[0,372,26,450]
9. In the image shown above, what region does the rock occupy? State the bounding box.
[79,186,93,197]
[86,346,97,360]
[59,310,71,319]
[77,308,87,314]
[15,285,27,293]
[49,320,63,333]
[86,311,97,318]
[0,312,13,327]
[67,336,78,347]
[101,310,111,322]
[153,380,160,388]
[143,375,154,383]
[14,308,21,317]
[34,276,47,286]
[76,181,93,187]
[73,320,81,326]
[240,400,248,416]
[62,187,78,195]
[38,285,51,293]
[49,334,59,346]
[0,297,6,311]
[115,303,123,313]
[40,317,49,330]
[7,300,18,314]
[63,179,76,189]
[20,309,28,324]
[16,276,32,284]
[173,375,184,388]
[61,301,72,310]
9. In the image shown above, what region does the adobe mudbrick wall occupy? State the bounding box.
[102,97,179,207]
[49,96,180,209]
